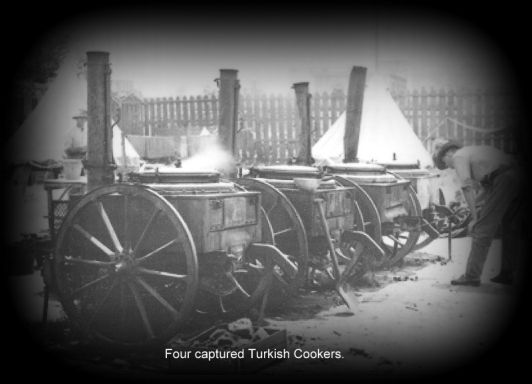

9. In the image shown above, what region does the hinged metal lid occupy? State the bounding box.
[128,168,221,184]
[323,162,385,174]
[377,161,420,170]
[249,165,322,180]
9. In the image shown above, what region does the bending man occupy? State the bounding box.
[433,141,523,286]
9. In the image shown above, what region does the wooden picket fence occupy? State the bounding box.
[392,88,517,153]
[117,88,516,163]
[118,91,346,163]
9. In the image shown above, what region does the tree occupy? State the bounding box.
[16,35,68,85]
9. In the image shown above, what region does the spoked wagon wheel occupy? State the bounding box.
[414,204,471,251]
[414,201,444,251]
[432,205,471,237]
[381,183,423,266]
[53,184,198,346]
[333,176,382,255]
[194,208,274,318]
[235,178,308,293]
[447,206,472,236]
[384,170,440,253]
[334,231,386,286]
[335,175,422,267]
[306,229,386,290]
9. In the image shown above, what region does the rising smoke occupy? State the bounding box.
[181,136,236,176]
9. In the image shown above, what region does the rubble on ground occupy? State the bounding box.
[168,318,278,350]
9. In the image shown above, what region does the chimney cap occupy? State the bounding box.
[220,69,239,74]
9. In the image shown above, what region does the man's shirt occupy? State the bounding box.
[451,145,514,189]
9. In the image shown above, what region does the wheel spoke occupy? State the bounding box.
[273,227,294,237]
[266,199,279,215]
[128,282,155,339]
[227,273,250,298]
[136,266,189,281]
[218,296,227,313]
[353,201,365,231]
[335,248,352,263]
[71,274,110,297]
[73,224,115,258]
[325,268,335,281]
[275,255,298,278]
[133,208,161,255]
[86,279,118,326]
[123,194,130,252]
[386,234,404,247]
[64,256,114,267]
[96,201,123,253]
[119,282,127,330]
[136,238,180,264]
[134,276,179,320]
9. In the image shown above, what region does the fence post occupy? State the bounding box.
[411,89,419,137]
[438,87,446,140]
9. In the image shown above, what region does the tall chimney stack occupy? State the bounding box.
[293,82,312,165]
[218,69,240,158]
[343,66,367,163]
[86,51,115,190]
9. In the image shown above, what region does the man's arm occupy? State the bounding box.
[461,186,478,221]
[453,154,478,220]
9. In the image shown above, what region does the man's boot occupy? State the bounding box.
[451,274,481,287]
[490,272,513,285]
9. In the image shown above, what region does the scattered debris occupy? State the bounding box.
[288,334,305,349]
[227,318,253,336]
[393,273,418,282]
[169,318,279,350]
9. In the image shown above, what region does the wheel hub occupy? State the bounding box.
[198,251,240,296]
[114,253,136,274]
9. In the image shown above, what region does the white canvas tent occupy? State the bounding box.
[312,77,433,168]
[6,51,141,240]
[312,76,468,209]
[7,51,140,168]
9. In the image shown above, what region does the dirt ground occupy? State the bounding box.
[264,238,518,377]
[5,235,524,380]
